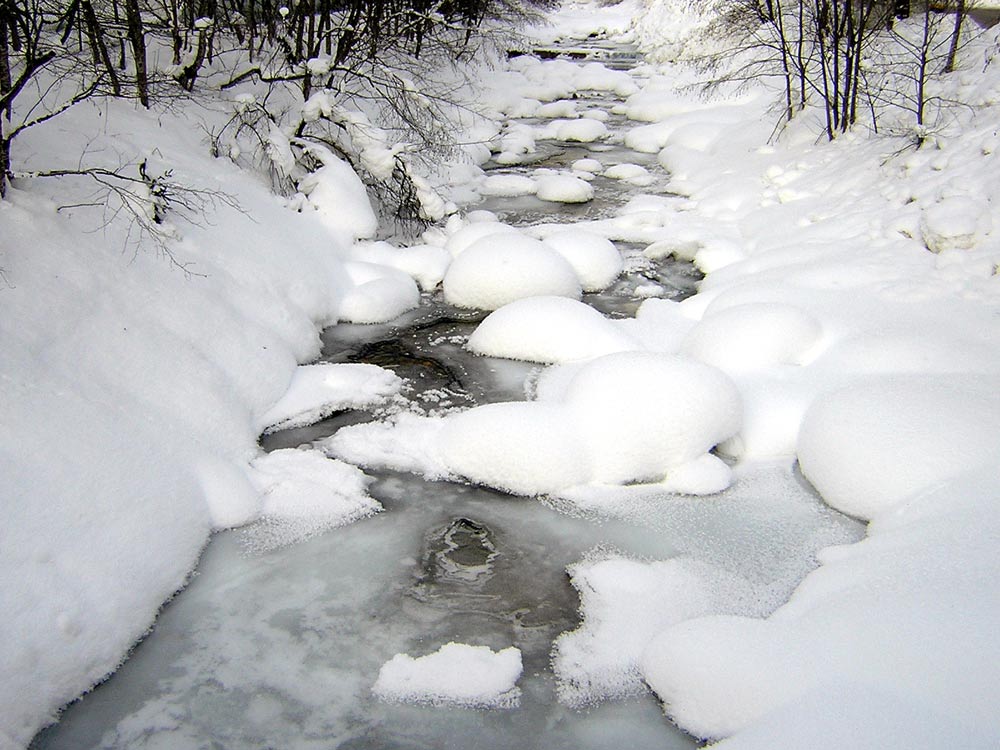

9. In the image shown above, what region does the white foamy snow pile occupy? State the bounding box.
[442,233,582,309]
[466,297,637,363]
[258,363,402,433]
[335,351,742,497]
[244,448,382,551]
[373,643,523,708]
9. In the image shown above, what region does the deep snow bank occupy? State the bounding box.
[0,92,413,745]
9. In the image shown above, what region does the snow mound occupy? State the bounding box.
[444,220,520,257]
[258,363,403,433]
[479,174,538,198]
[604,163,654,186]
[572,158,604,173]
[535,174,595,203]
[555,555,756,706]
[573,62,639,96]
[244,448,381,551]
[920,195,992,253]
[442,234,582,310]
[350,241,451,291]
[553,119,608,143]
[659,453,733,496]
[323,412,451,479]
[537,100,579,118]
[543,229,624,292]
[373,643,522,709]
[641,467,1000,743]
[297,151,378,239]
[681,303,823,372]
[797,379,1000,520]
[440,403,592,495]
[560,352,742,484]
[466,296,638,364]
[337,261,420,323]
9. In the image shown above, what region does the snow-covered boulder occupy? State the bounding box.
[535,174,595,203]
[542,229,624,292]
[466,296,637,363]
[442,234,582,310]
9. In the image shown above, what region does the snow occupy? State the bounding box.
[295,147,379,239]
[555,352,742,485]
[373,643,522,709]
[920,195,993,252]
[540,228,624,291]
[442,233,583,310]
[257,363,403,433]
[337,261,421,323]
[440,402,593,495]
[479,173,538,197]
[548,118,609,143]
[348,241,451,291]
[443,219,520,257]
[0,44,425,742]
[244,448,381,551]
[797,379,1000,521]
[554,555,756,706]
[535,174,596,203]
[8,0,1000,746]
[680,303,823,372]
[466,296,638,363]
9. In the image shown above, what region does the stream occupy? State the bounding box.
[31,40,863,750]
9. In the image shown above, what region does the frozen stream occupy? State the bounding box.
[32,42,864,750]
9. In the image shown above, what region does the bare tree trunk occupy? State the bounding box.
[944,0,965,73]
[124,0,149,107]
[0,127,9,198]
[81,0,121,95]
[0,4,11,120]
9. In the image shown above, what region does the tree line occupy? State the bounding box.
[0,0,550,203]
[703,0,976,141]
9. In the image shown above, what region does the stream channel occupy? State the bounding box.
[32,40,864,750]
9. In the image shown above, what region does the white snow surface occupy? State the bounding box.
[373,643,523,709]
[534,174,595,203]
[466,296,637,363]
[257,363,403,433]
[442,233,583,309]
[244,448,381,551]
[539,228,624,291]
[0,63,412,745]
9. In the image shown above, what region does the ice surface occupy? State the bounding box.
[373,643,523,708]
